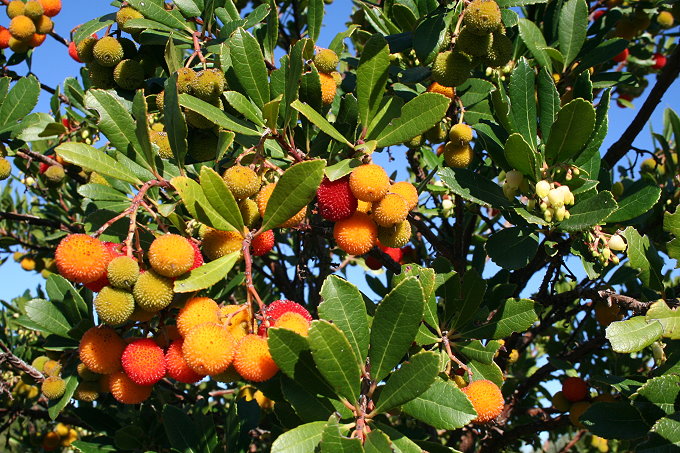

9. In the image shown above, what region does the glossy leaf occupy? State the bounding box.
[504,133,540,181]
[462,298,538,339]
[179,94,260,136]
[127,0,192,31]
[486,227,539,270]
[517,19,551,72]
[438,168,511,209]
[606,183,661,223]
[199,167,245,233]
[25,299,71,338]
[164,74,188,167]
[508,59,537,149]
[580,402,650,440]
[357,34,390,129]
[364,430,392,453]
[537,68,560,142]
[307,0,324,43]
[0,75,40,130]
[606,316,663,353]
[291,100,353,147]
[162,405,201,452]
[223,91,265,127]
[229,28,270,109]
[320,417,364,453]
[402,379,477,429]
[173,252,239,293]
[271,421,326,453]
[560,191,617,232]
[373,351,440,413]
[170,176,237,231]
[56,142,142,185]
[375,93,450,147]
[559,0,588,66]
[621,226,664,290]
[646,300,680,340]
[48,376,78,420]
[545,98,595,165]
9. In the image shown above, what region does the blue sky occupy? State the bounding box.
[0,1,678,302]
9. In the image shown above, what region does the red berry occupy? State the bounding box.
[251,230,274,257]
[121,338,167,386]
[39,162,49,174]
[652,53,667,70]
[613,48,628,63]
[84,242,124,293]
[188,239,204,270]
[258,300,311,335]
[365,245,404,270]
[592,9,605,21]
[562,376,588,402]
[68,41,81,63]
[316,176,358,222]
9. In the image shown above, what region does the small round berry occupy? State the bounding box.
[373,193,410,227]
[223,165,261,199]
[94,286,134,326]
[233,334,279,382]
[55,234,110,284]
[251,230,275,257]
[349,164,390,202]
[378,220,412,248]
[256,183,308,228]
[79,326,126,375]
[165,339,204,384]
[608,234,627,252]
[562,376,588,402]
[316,176,358,222]
[201,228,244,261]
[107,256,139,290]
[121,338,166,385]
[132,270,174,312]
[109,370,153,404]
[182,323,235,375]
[389,182,418,211]
[319,72,337,105]
[334,212,378,255]
[148,234,195,278]
[313,48,339,74]
[93,36,124,67]
[444,143,474,168]
[461,379,504,424]
[41,376,66,400]
[176,297,220,337]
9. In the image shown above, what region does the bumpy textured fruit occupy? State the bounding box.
[444,143,474,168]
[21,257,36,271]
[426,81,455,99]
[93,37,124,67]
[202,229,244,261]
[552,391,571,412]
[657,11,674,28]
[223,165,261,199]
[176,297,220,337]
[8,36,29,53]
[432,51,472,87]
[449,123,473,145]
[273,312,310,337]
[251,230,275,256]
[33,15,53,34]
[233,334,279,382]
[389,182,418,211]
[132,270,174,312]
[175,67,196,94]
[562,376,588,402]
[7,1,25,18]
[9,15,36,40]
[484,31,513,68]
[88,62,116,89]
[182,323,235,375]
[27,33,46,47]
[38,0,61,17]
[464,0,502,35]
[334,212,378,255]
[190,69,226,101]
[74,381,99,402]
[77,362,100,381]
[113,59,144,90]
[316,176,358,221]
[569,401,591,428]
[76,36,97,63]
[187,130,218,162]
[456,27,492,57]
[24,1,44,20]
[166,339,204,383]
[94,286,134,325]
[239,198,260,227]
[404,135,423,149]
[41,376,66,399]
[0,27,11,49]
[79,326,126,374]
[109,370,153,404]
[265,299,312,322]
[313,48,339,73]
[319,72,337,105]
[31,356,49,373]
[378,220,412,248]
[150,130,172,158]
[42,359,62,377]
[256,183,308,228]
[148,234,194,278]
[373,193,409,227]
[121,338,166,385]
[349,164,390,202]
[107,256,139,290]
[0,157,11,180]
[43,165,64,185]
[462,379,504,423]
[116,6,143,33]
[220,305,250,340]
[55,234,109,284]
[188,239,204,270]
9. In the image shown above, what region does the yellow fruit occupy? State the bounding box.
[658,11,674,28]
[113,59,144,90]
[0,157,10,180]
[9,15,36,40]
[42,359,62,377]
[313,48,339,73]
[88,62,116,89]
[378,220,411,248]
[389,182,418,211]
[464,0,502,35]
[182,323,235,375]
[148,234,194,278]
[23,1,44,20]
[177,297,220,337]
[426,82,456,99]
[461,379,504,424]
[94,286,134,326]
[190,68,226,102]
[109,370,153,404]
[176,67,196,94]
[54,423,69,438]
[239,198,260,227]
[132,270,174,312]
[373,193,409,227]
[356,199,372,214]
[641,158,664,175]
[8,36,30,53]
[20,257,36,271]
[349,164,390,202]
[233,334,279,382]
[7,1,25,19]
[61,428,79,447]
[41,376,66,399]
[220,305,250,340]
[93,37,124,67]
[107,256,139,290]
[320,72,337,105]
[33,15,53,34]
[116,6,143,33]
[444,143,474,168]
[44,165,65,185]
[272,312,310,337]
[333,212,378,255]
[201,229,243,261]
[223,165,261,199]
[256,183,308,228]
[76,36,97,63]
[432,51,473,88]
[42,432,61,450]
[77,362,100,381]
[569,401,591,428]
[74,381,99,402]
[449,123,474,145]
[79,326,126,374]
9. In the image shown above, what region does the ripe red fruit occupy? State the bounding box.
[188,239,203,270]
[613,48,629,63]
[121,338,167,386]
[592,9,605,21]
[316,176,358,222]
[258,299,311,335]
[617,93,633,108]
[165,339,204,384]
[251,230,274,257]
[562,376,588,402]
[652,53,667,70]
[84,242,124,293]
[68,41,82,62]
[365,245,403,270]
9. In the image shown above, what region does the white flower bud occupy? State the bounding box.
[535,180,551,198]
[505,170,524,189]
[608,234,627,252]
[548,188,565,207]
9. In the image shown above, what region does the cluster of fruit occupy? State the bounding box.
[38,423,78,451]
[0,0,60,53]
[552,377,616,431]
[431,0,512,88]
[442,123,475,169]
[320,164,417,262]
[311,48,341,105]
[530,179,575,223]
[587,231,628,266]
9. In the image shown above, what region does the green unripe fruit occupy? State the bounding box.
[42,360,62,377]
[74,381,99,402]
[449,123,474,145]
[404,135,423,149]
[133,270,174,312]
[116,6,143,33]
[24,1,44,20]
[552,391,571,412]
[7,1,25,19]
[424,123,449,144]
[113,59,145,90]
[88,62,116,89]
[0,157,10,180]
[44,165,65,185]
[378,221,412,248]
[188,130,218,162]
[94,286,134,326]
[76,36,98,63]
[444,143,474,168]
[77,363,100,382]
[464,0,502,35]
[176,67,196,94]
[456,27,492,57]
[107,256,140,290]
[641,158,664,175]
[185,100,221,129]
[190,68,226,101]
[431,51,473,87]
[612,181,624,198]
[31,356,50,373]
[313,48,339,74]
[239,198,260,227]
[150,130,172,159]
[484,31,513,68]
[93,37,124,67]
[41,376,66,400]
[223,165,261,199]
[155,91,165,112]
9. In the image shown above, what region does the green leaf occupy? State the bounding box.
[375,93,450,147]
[369,277,425,382]
[580,402,650,440]
[545,98,596,165]
[291,100,353,147]
[373,351,440,413]
[457,340,502,365]
[127,0,192,31]
[271,421,326,453]
[646,300,680,340]
[485,227,539,270]
[504,133,540,181]
[402,379,477,429]
[223,91,265,127]
[371,422,422,453]
[307,0,324,42]
[308,320,361,403]
[438,168,511,209]
[178,94,261,136]
[261,160,325,231]
[446,268,485,330]
[163,405,201,452]
[559,0,588,66]
[633,374,680,425]
[638,413,680,452]
[318,275,370,366]
[281,377,339,423]
[0,75,39,130]
[357,34,390,129]
[605,316,663,353]
[324,159,362,181]
[132,91,155,171]
[56,143,141,185]
[364,430,392,453]
[517,19,552,72]
[413,12,449,66]
[263,0,278,63]
[170,175,237,231]
[164,74,188,167]
[73,14,116,43]
[576,38,628,73]
[606,183,661,223]
[71,440,116,453]
[229,28,270,109]
[320,417,364,453]
[559,190,617,232]
[508,59,537,150]
[537,68,561,142]
[199,167,244,233]
[461,298,538,339]
[173,252,239,293]
[48,375,78,420]
[621,226,664,291]
[263,95,282,130]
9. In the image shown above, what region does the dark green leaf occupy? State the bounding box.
[504,133,540,181]
[163,405,201,452]
[164,75,188,167]
[606,183,661,223]
[375,93,450,147]
[413,12,448,66]
[199,167,245,232]
[621,226,664,291]
[173,252,239,293]
[517,20,552,72]
[307,0,324,42]
[229,28,270,109]
[580,402,649,439]
[179,94,261,136]
[0,75,40,130]
[559,0,588,66]
[170,175,238,231]
[486,227,539,270]
[559,190,617,232]
[637,412,680,452]
[438,168,511,208]
[537,68,560,142]
[223,91,265,127]
[320,417,364,453]
[373,351,439,413]
[508,59,537,150]
[402,379,476,429]
[364,430,392,453]
[56,143,141,185]
[73,14,116,43]
[357,34,390,130]
[605,316,663,353]
[127,0,192,31]
[48,375,78,420]
[291,100,353,147]
[545,98,595,165]
[461,298,538,339]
